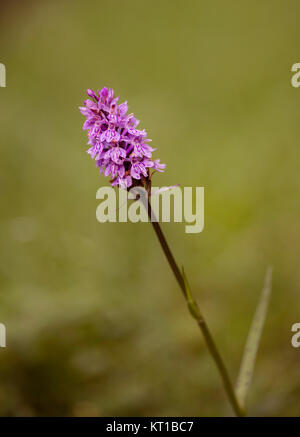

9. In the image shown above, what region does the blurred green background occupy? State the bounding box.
[0,0,300,417]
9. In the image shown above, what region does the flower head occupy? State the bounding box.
[79,87,165,189]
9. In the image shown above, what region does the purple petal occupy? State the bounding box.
[131,164,141,179]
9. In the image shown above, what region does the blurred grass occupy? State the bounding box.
[0,0,300,416]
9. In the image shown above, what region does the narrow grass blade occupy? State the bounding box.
[236,266,273,409]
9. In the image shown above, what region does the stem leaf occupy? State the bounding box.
[182,267,202,320]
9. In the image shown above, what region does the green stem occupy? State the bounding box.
[147,200,246,417]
